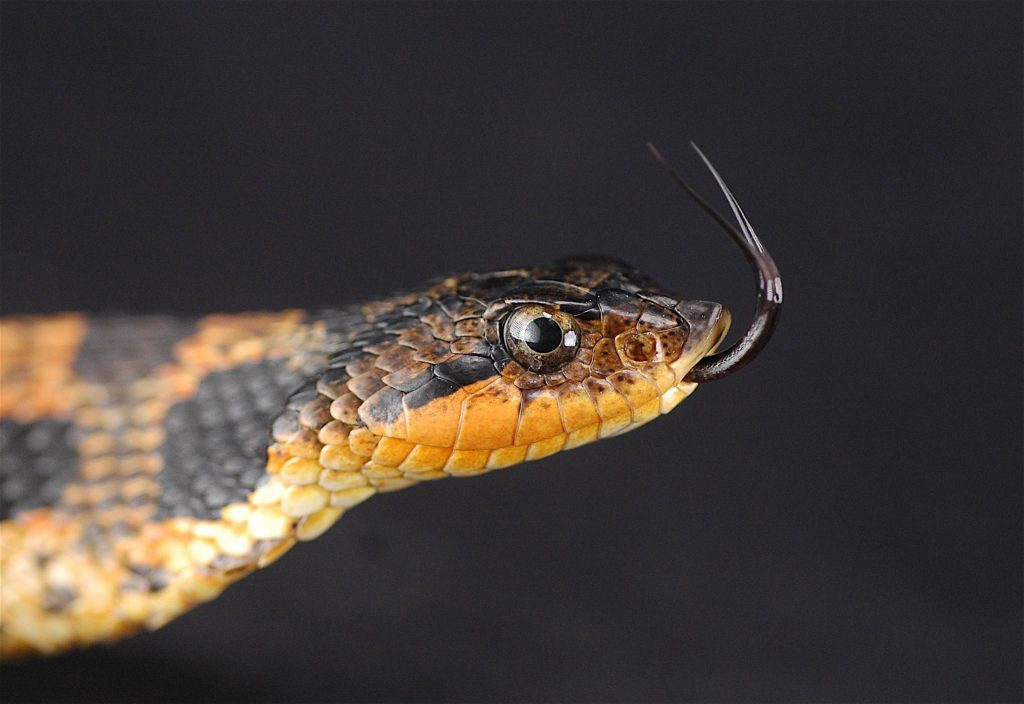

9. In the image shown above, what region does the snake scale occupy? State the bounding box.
[0,146,782,659]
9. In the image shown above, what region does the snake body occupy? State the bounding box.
[0,260,727,657]
[0,148,781,659]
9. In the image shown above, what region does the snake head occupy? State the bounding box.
[306,259,732,480]
[285,146,777,484]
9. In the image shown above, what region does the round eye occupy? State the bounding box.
[503,305,581,373]
[519,316,563,353]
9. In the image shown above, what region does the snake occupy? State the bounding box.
[0,145,782,659]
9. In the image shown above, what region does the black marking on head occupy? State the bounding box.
[459,271,531,300]
[381,365,433,393]
[498,281,595,315]
[0,418,79,521]
[359,386,406,426]
[433,356,498,388]
[153,359,306,521]
[638,304,681,331]
[489,344,514,368]
[403,378,460,410]
[595,289,646,317]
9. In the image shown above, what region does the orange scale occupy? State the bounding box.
[401,468,448,481]
[607,369,661,408]
[398,444,453,472]
[371,476,418,492]
[444,449,490,474]
[455,378,520,450]
[361,463,401,480]
[551,383,600,432]
[319,443,367,471]
[350,425,385,458]
[584,378,633,437]
[329,393,362,425]
[403,387,468,448]
[486,445,529,469]
[632,397,662,425]
[637,361,677,393]
[526,433,566,461]
[564,424,600,450]
[371,437,416,467]
[318,419,351,446]
[79,457,117,482]
[514,388,565,446]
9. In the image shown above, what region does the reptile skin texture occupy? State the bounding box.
[0,257,732,658]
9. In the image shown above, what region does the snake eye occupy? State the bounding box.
[503,305,581,373]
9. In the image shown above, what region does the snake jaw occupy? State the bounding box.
[657,301,732,414]
[670,300,732,384]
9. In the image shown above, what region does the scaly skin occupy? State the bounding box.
[0,258,730,658]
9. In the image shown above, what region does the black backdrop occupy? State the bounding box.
[1,3,1021,702]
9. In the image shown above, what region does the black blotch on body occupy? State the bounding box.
[152,359,306,521]
[73,315,197,385]
[0,418,79,521]
[129,564,173,592]
[43,585,77,613]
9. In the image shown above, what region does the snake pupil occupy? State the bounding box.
[521,317,563,353]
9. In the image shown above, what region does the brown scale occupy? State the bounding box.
[1,259,733,659]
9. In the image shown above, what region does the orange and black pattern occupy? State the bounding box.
[0,257,730,658]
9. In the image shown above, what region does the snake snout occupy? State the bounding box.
[669,300,731,382]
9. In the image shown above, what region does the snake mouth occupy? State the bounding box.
[657,301,732,414]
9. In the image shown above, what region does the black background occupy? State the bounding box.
[1,3,1021,702]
